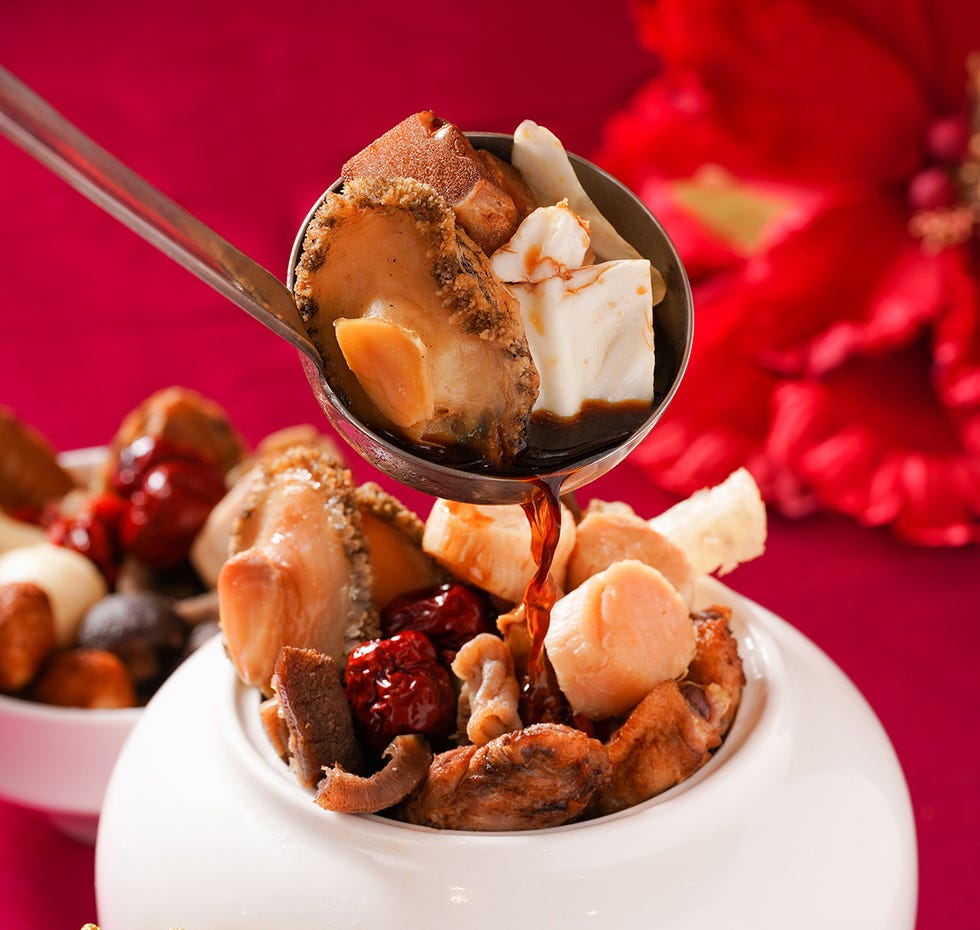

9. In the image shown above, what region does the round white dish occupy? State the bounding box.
[95,577,917,929]
[0,446,141,844]
[0,693,140,843]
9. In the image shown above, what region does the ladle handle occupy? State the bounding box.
[0,65,320,365]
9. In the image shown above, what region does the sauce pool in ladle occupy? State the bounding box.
[362,400,654,479]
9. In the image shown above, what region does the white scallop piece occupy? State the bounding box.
[490,202,591,283]
[650,467,768,577]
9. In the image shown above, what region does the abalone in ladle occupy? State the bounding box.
[0,68,692,506]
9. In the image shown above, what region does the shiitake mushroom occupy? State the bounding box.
[77,592,188,698]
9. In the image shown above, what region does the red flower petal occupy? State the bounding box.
[638,183,744,282]
[602,1,980,547]
[598,77,767,185]
[933,246,980,419]
[767,347,980,545]
[748,193,945,376]
[634,275,780,493]
[836,0,980,111]
[630,0,934,185]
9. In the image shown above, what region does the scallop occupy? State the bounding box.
[544,559,695,720]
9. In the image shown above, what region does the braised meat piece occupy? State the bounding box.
[595,679,730,816]
[31,647,136,708]
[259,695,290,758]
[315,734,432,814]
[341,111,535,254]
[0,581,56,692]
[106,386,245,478]
[400,722,610,831]
[687,605,745,732]
[0,407,75,517]
[272,646,364,786]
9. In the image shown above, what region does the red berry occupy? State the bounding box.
[381,582,494,663]
[344,631,456,755]
[111,436,210,498]
[47,492,127,584]
[118,458,226,568]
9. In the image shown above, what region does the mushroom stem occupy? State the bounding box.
[313,734,432,814]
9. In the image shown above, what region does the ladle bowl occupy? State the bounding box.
[289,133,693,504]
[0,67,692,504]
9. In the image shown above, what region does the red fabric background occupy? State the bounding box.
[0,2,976,928]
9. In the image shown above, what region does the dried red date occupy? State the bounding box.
[110,437,226,569]
[111,436,203,497]
[46,492,127,584]
[344,631,455,755]
[381,582,494,663]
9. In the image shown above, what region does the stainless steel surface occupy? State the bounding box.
[290,134,694,504]
[1,65,693,504]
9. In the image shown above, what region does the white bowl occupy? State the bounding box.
[0,693,140,843]
[0,447,142,844]
[95,578,917,929]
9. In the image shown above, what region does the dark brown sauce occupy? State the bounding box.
[369,398,654,477]
[517,478,566,724]
[519,400,652,473]
[515,477,605,736]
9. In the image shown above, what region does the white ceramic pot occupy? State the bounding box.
[95,578,917,929]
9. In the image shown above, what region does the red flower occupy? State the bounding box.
[599,0,980,544]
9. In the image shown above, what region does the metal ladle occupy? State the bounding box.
[0,66,692,505]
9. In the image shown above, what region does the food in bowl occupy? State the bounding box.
[0,389,337,709]
[218,440,765,829]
